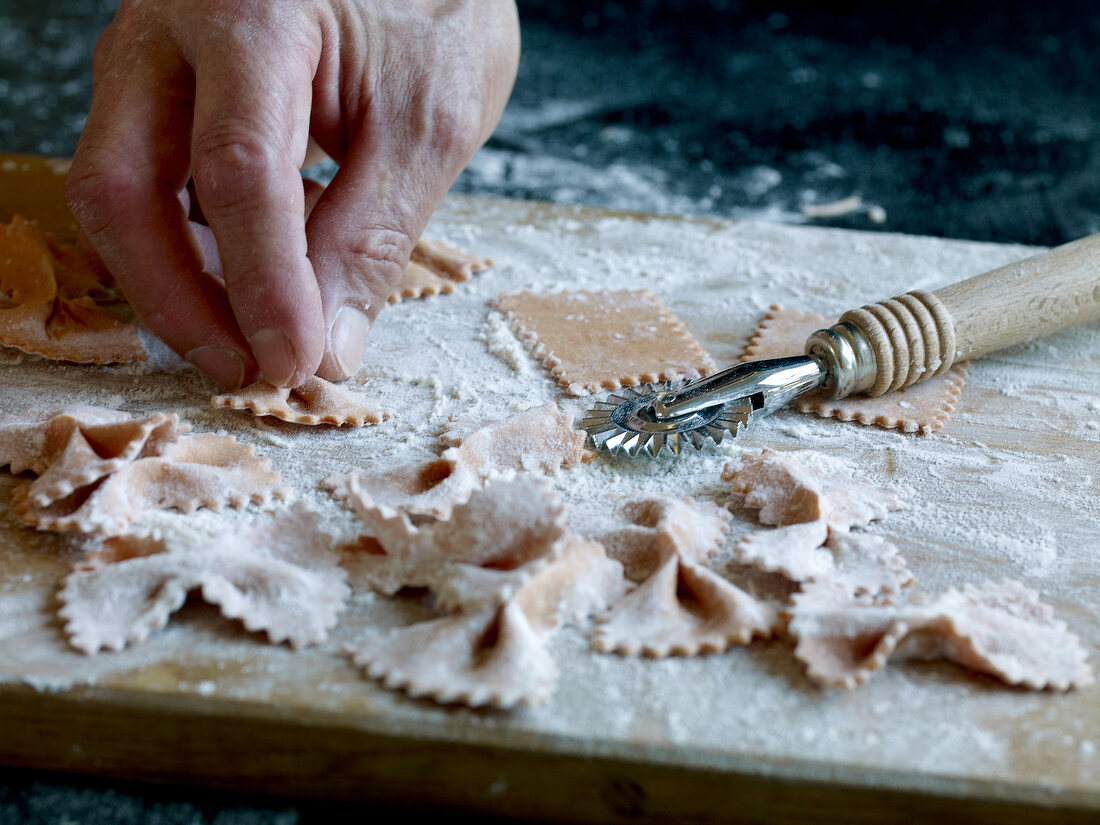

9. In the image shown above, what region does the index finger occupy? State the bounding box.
[188,23,325,388]
[66,31,258,390]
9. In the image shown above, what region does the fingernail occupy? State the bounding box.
[330,305,371,378]
[250,327,297,387]
[185,345,246,391]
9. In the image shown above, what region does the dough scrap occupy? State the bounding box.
[324,458,479,523]
[0,298,146,364]
[737,526,913,598]
[324,402,585,524]
[789,580,1093,691]
[727,449,912,599]
[19,413,189,508]
[594,555,778,657]
[348,539,625,708]
[342,474,568,611]
[594,494,731,582]
[0,215,143,364]
[735,521,832,579]
[387,238,493,304]
[439,402,590,476]
[212,375,392,427]
[349,601,558,707]
[59,505,348,653]
[13,433,289,536]
[47,235,115,300]
[819,530,915,599]
[723,448,906,528]
[1,215,56,303]
[492,289,714,395]
[0,406,183,477]
[742,306,967,433]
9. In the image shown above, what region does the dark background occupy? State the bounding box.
[3,0,1100,246]
[1,1,1098,822]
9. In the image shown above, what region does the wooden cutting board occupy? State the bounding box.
[0,153,78,240]
[1,153,1098,824]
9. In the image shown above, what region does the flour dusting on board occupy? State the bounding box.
[1,200,1098,799]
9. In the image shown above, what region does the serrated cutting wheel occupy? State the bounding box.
[581,232,1100,458]
[582,382,758,458]
[582,357,820,459]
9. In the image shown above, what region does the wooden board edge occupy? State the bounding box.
[2,683,1096,824]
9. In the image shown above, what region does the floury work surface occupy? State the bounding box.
[1,185,1098,822]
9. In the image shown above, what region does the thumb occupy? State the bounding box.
[306,143,438,381]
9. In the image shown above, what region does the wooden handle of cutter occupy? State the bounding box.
[836,233,1100,396]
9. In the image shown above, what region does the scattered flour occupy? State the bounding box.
[478,310,535,376]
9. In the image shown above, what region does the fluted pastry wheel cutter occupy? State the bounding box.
[584,233,1100,457]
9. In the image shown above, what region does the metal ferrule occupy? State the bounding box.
[652,356,827,421]
[804,321,877,398]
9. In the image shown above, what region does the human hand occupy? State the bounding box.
[67,0,519,388]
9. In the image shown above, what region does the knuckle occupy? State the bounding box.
[201,2,257,41]
[192,123,278,207]
[139,303,173,335]
[430,91,484,159]
[340,224,413,292]
[65,156,145,237]
[204,1,284,43]
[222,258,290,294]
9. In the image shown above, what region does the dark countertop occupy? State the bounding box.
[1,2,1098,823]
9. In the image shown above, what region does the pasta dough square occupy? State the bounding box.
[493,289,714,395]
[388,239,492,304]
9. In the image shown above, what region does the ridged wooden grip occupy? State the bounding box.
[839,233,1100,397]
